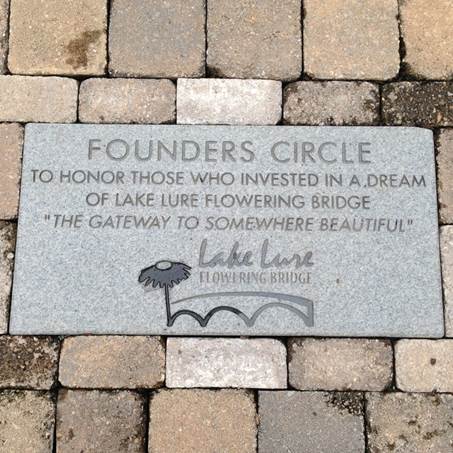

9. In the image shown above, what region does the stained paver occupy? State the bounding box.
[440,226,453,337]
[437,129,453,224]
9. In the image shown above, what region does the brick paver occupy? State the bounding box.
[149,389,256,453]
[0,222,15,334]
[166,338,286,388]
[0,391,54,453]
[0,76,78,123]
[440,226,453,337]
[382,82,453,126]
[367,393,453,452]
[283,81,380,125]
[59,336,165,389]
[395,340,453,392]
[109,0,205,78]
[0,124,23,220]
[177,78,282,124]
[207,0,301,80]
[258,391,365,453]
[0,0,8,74]
[304,0,399,80]
[289,338,393,391]
[437,129,453,224]
[56,390,145,453]
[79,78,176,124]
[0,336,59,389]
[400,0,453,79]
[8,0,106,75]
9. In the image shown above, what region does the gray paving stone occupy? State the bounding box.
[258,391,365,453]
[0,390,54,453]
[109,0,205,78]
[207,0,301,80]
[395,339,453,392]
[56,390,145,453]
[289,338,393,391]
[283,81,380,125]
[437,129,453,224]
[440,226,453,337]
[0,222,15,333]
[177,78,282,124]
[0,0,8,74]
[166,338,286,388]
[0,76,78,123]
[304,0,399,79]
[0,336,59,389]
[382,82,453,127]
[79,78,175,124]
[9,125,443,337]
[149,389,256,453]
[367,392,453,452]
[59,336,165,389]
[8,0,106,75]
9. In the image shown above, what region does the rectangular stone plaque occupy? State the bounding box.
[10,125,443,336]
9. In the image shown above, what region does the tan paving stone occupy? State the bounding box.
[304,0,399,80]
[400,0,453,79]
[283,81,380,125]
[0,336,59,389]
[79,78,175,124]
[395,340,453,392]
[0,222,15,334]
[382,82,453,126]
[109,0,205,78]
[56,390,145,453]
[59,336,165,389]
[177,78,282,125]
[0,391,54,453]
[367,392,453,452]
[8,0,106,75]
[289,338,393,391]
[0,124,23,220]
[0,76,78,122]
[437,129,453,224]
[259,391,365,453]
[207,0,301,80]
[0,0,8,74]
[440,226,453,337]
[149,389,257,453]
[166,338,286,388]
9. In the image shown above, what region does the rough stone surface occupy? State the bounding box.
[166,338,286,388]
[0,336,59,389]
[207,0,301,80]
[395,340,453,392]
[440,226,453,337]
[283,81,380,125]
[59,336,165,389]
[149,389,256,453]
[400,0,453,79]
[0,124,23,219]
[0,222,16,334]
[0,391,54,453]
[304,0,399,80]
[289,338,393,391]
[10,125,442,337]
[8,0,106,75]
[177,79,282,124]
[56,390,145,453]
[382,82,453,127]
[258,391,365,453]
[367,393,453,452]
[109,0,205,78]
[0,0,8,73]
[79,78,175,124]
[437,129,453,224]
[0,76,77,123]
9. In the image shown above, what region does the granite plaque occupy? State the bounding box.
[10,125,443,336]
